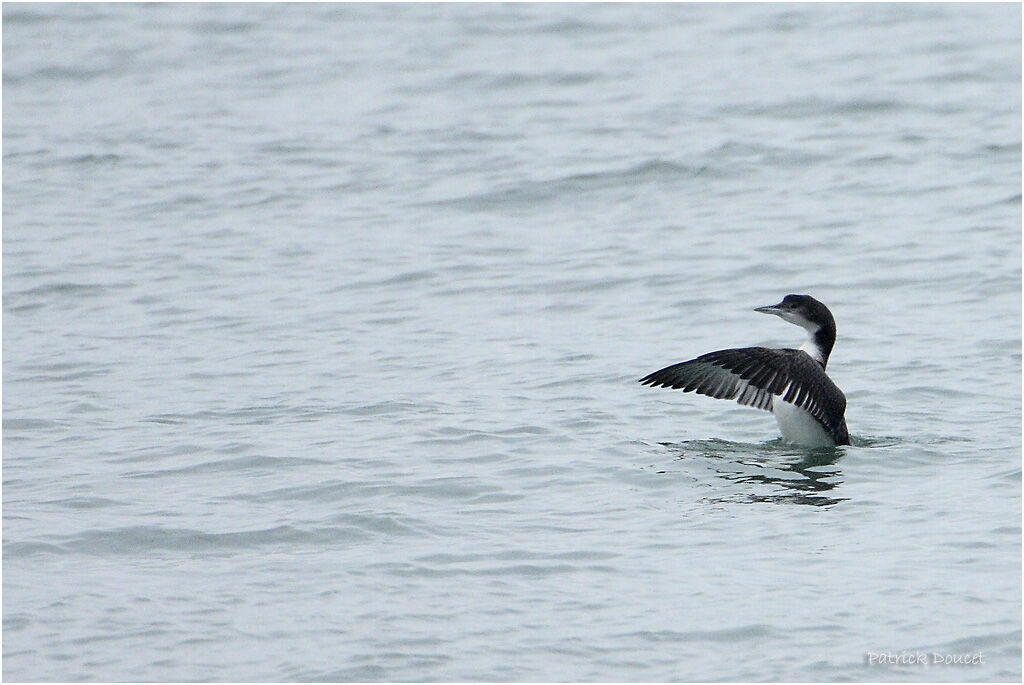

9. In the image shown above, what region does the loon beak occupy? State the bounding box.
[754,303,783,316]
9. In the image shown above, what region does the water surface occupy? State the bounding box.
[4,3,1021,681]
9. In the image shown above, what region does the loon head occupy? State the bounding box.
[755,294,834,332]
[755,294,837,366]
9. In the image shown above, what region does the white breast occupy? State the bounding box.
[772,397,835,447]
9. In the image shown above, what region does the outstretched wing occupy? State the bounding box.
[639,347,848,444]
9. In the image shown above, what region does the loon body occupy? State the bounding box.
[639,294,850,447]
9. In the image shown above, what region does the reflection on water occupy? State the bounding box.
[663,439,848,507]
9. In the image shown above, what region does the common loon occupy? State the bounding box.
[639,294,850,447]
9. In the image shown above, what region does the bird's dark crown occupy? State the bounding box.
[776,294,835,327]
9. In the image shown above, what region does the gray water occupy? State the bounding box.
[3,3,1021,682]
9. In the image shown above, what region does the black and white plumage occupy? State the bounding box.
[639,294,850,447]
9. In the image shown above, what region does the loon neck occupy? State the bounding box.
[800,325,835,368]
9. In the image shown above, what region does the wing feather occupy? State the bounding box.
[639,347,849,444]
